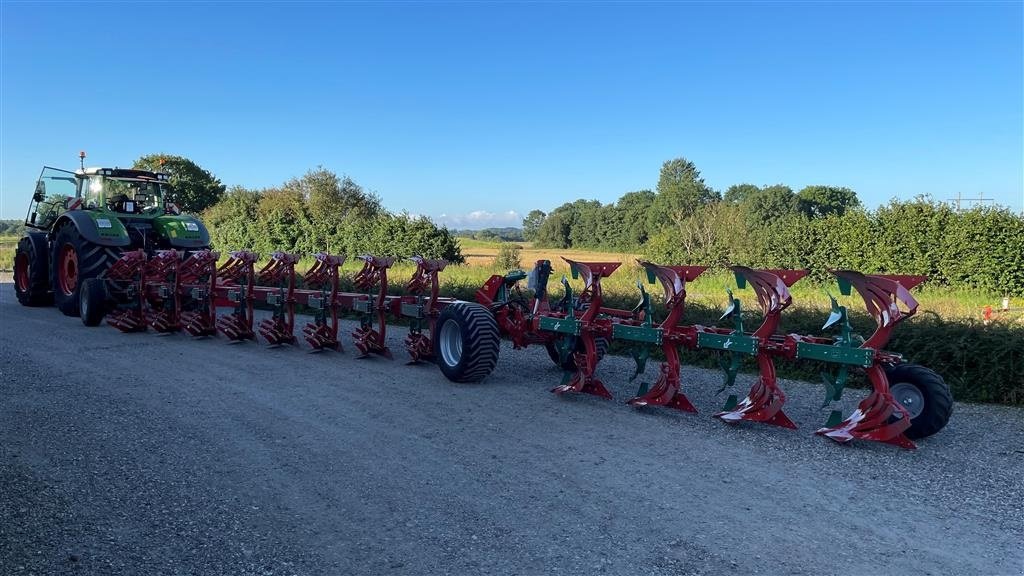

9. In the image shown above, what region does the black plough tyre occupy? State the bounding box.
[434,302,500,383]
[886,363,953,439]
[50,224,121,317]
[545,337,610,371]
[13,233,52,306]
[80,278,109,327]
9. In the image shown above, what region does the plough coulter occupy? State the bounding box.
[13,156,952,450]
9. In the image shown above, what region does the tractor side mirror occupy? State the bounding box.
[33,180,46,202]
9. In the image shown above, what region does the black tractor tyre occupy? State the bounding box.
[434,302,501,383]
[80,278,109,327]
[13,233,52,306]
[50,225,121,317]
[886,363,953,439]
[545,337,610,371]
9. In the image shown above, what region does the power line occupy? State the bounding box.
[946,191,995,211]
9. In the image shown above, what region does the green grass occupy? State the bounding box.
[0,236,18,271]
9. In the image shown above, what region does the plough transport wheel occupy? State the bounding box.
[434,302,500,383]
[885,363,953,439]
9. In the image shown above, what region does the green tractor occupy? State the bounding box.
[13,154,210,316]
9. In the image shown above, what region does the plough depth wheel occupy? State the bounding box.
[885,363,953,439]
[435,302,500,383]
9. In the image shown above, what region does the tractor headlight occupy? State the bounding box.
[96,218,112,229]
[184,221,199,232]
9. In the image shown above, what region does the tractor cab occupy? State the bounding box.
[26,165,177,231]
[77,167,171,215]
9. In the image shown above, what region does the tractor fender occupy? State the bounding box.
[51,211,131,247]
[24,230,49,253]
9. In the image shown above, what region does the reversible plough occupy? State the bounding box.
[81,249,952,449]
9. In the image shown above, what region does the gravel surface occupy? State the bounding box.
[1,282,1022,576]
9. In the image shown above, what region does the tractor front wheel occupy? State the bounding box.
[434,302,500,383]
[13,233,52,306]
[50,225,120,317]
[886,363,953,439]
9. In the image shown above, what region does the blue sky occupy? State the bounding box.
[2,1,1021,226]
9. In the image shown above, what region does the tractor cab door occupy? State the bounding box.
[26,166,78,230]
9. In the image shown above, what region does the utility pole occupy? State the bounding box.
[947,192,995,211]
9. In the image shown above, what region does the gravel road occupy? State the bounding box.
[2,282,1022,576]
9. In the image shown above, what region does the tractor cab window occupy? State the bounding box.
[83,176,165,214]
[27,166,77,229]
[82,177,104,209]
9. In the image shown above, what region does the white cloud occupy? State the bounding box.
[434,209,521,229]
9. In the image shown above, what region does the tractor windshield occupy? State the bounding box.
[83,176,166,214]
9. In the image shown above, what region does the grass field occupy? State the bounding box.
[0,236,17,272]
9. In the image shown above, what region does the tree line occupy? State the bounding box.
[525,158,1024,295]
[0,219,26,237]
[131,155,462,263]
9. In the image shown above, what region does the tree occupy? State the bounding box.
[134,154,226,214]
[283,167,382,222]
[493,243,523,271]
[522,210,546,242]
[612,190,656,249]
[724,183,760,204]
[279,167,382,252]
[745,185,800,224]
[202,185,262,250]
[797,185,860,218]
[648,157,719,234]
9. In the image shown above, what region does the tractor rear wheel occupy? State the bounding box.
[50,225,120,317]
[545,337,609,371]
[886,363,953,439]
[434,302,500,383]
[13,233,52,306]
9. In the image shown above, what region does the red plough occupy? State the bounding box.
[548,260,626,400]
[301,253,346,351]
[812,271,926,449]
[713,266,809,429]
[83,249,951,450]
[624,261,707,412]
